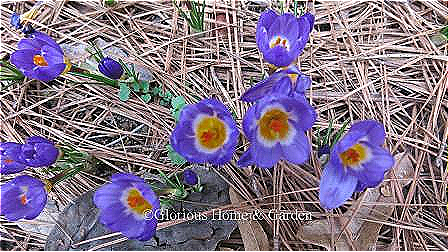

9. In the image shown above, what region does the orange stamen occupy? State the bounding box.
[21,195,27,205]
[4,159,14,164]
[33,55,48,66]
[269,119,284,132]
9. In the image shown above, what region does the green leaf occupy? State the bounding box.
[166,144,187,165]
[119,83,130,101]
[152,86,161,96]
[160,100,169,106]
[141,80,150,93]
[441,26,448,40]
[133,81,140,92]
[141,94,151,103]
[164,90,173,99]
[171,96,186,109]
[105,0,115,6]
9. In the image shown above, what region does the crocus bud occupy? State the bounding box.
[98,57,123,80]
[10,13,22,29]
[183,169,198,186]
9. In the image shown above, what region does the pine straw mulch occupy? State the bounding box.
[1,0,447,251]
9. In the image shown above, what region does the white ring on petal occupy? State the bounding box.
[346,143,373,171]
[255,104,296,147]
[120,187,147,220]
[192,113,230,154]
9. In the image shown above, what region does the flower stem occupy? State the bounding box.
[67,67,118,88]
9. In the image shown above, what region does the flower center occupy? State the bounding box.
[259,109,289,141]
[127,188,152,215]
[288,73,298,83]
[196,117,227,150]
[4,159,14,164]
[20,194,27,205]
[270,36,290,50]
[33,55,48,66]
[339,144,368,167]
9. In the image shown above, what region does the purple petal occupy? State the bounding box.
[17,38,46,51]
[263,43,296,67]
[136,218,157,241]
[257,9,278,31]
[280,130,310,165]
[350,144,394,187]
[295,15,312,50]
[256,26,270,53]
[237,148,255,168]
[294,74,311,94]
[0,142,28,174]
[319,160,358,210]
[242,104,257,141]
[354,181,368,192]
[111,173,144,183]
[98,202,146,239]
[21,142,59,167]
[272,76,293,95]
[240,71,285,102]
[183,169,198,185]
[279,14,300,41]
[10,49,39,71]
[134,182,160,210]
[93,183,127,209]
[29,31,62,52]
[252,141,282,168]
[282,98,317,131]
[32,63,66,82]
[98,57,123,80]
[41,45,65,65]
[26,136,54,145]
[301,12,315,32]
[349,120,386,146]
[0,175,47,221]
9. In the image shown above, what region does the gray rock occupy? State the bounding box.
[45,167,236,250]
[17,199,61,236]
[61,38,153,82]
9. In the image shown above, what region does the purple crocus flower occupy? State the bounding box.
[319,120,395,210]
[0,175,47,221]
[0,136,59,174]
[256,10,314,67]
[10,31,69,82]
[98,57,123,80]
[170,99,239,165]
[0,142,27,174]
[240,65,311,103]
[94,173,160,241]
[21,136,59,167]
[238,95,316,168]
[183,169,198,185]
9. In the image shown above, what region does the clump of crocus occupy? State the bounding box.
[94,173,160,241]
[238,95,316,168]
[183,169,198,186]
[98,57,123,80]
[10,31,70,82]
[1,136,59,174]
[319,120,395,210]
[240,65,311,103]
[170,99,239,165]
[0,175,47,221]
[256,10,314,67]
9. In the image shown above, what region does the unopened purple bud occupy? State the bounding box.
[98,57,123,80]
[183,169,198,186]
[10,13,22,29]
